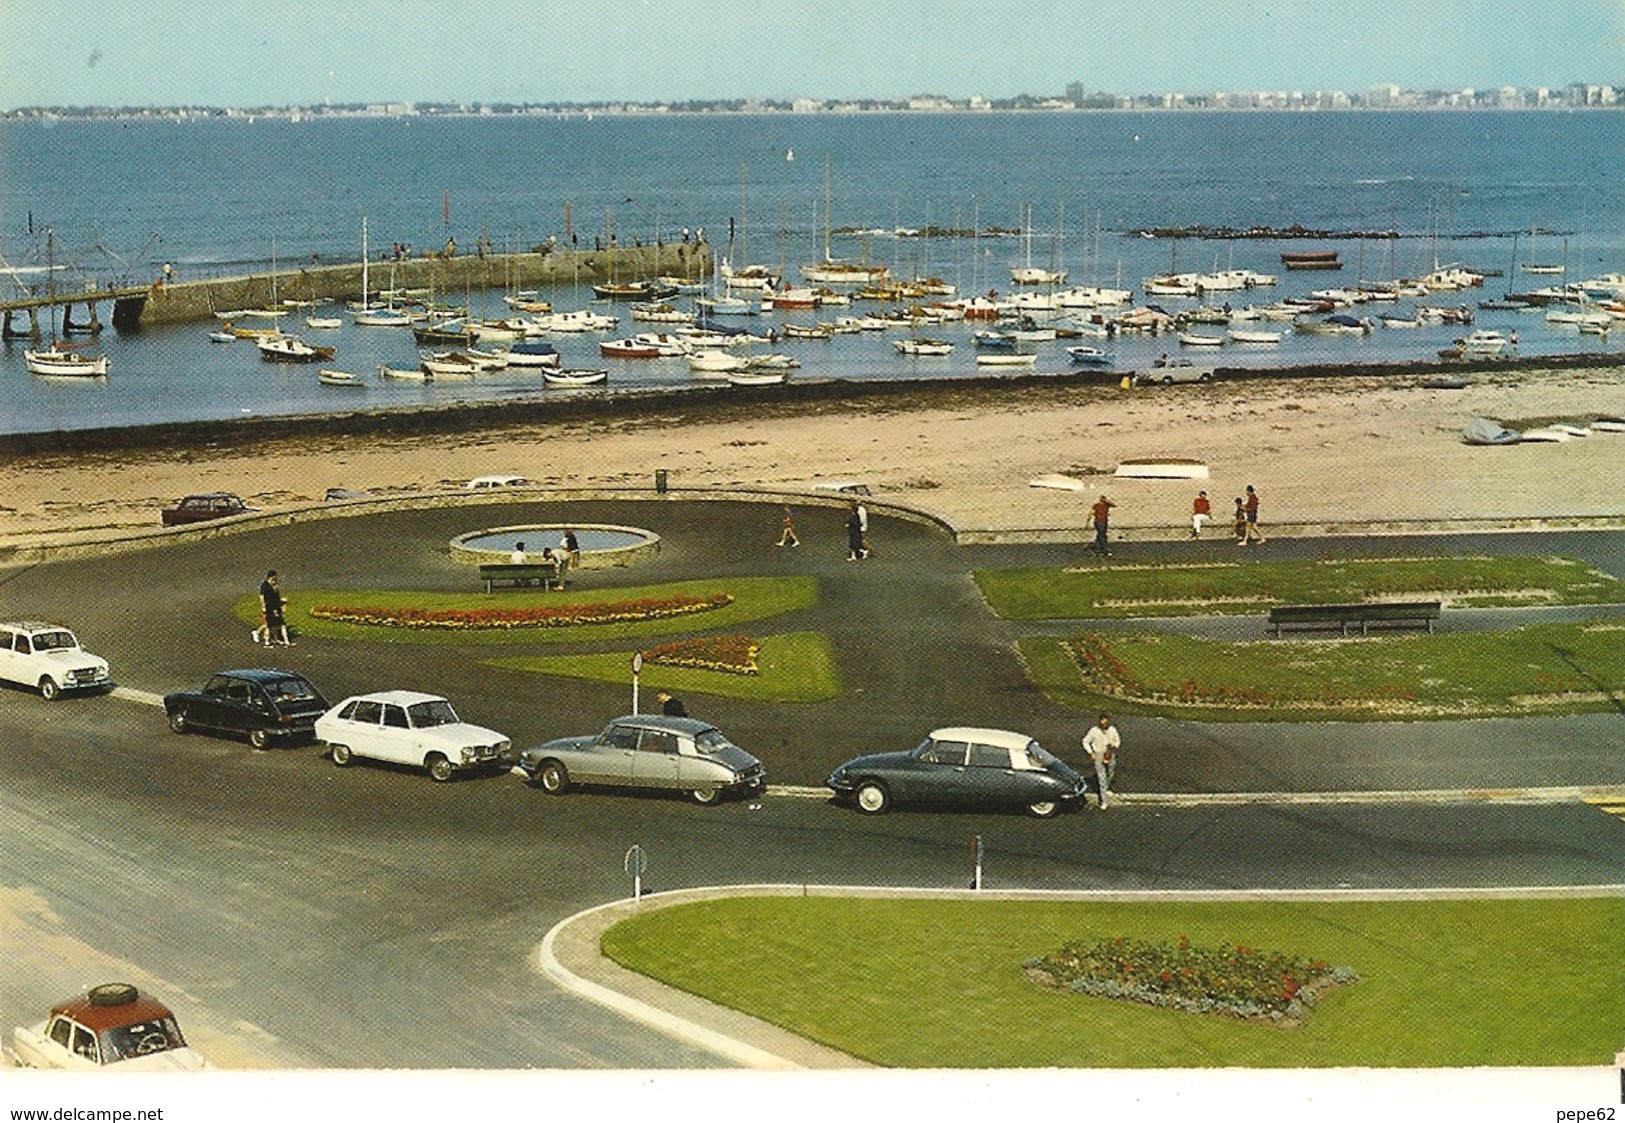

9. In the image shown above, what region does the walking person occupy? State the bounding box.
[855,500,872,558]
[845,503,865,561]
[657,690,688,718]
[775,505,800,547]
[1082,713,1120,810]
[1191,490,1211,538]
[255,570,292,647]
[1090,494,1115,557]
[1232,497,1248,544]
[1242,484,1266,545]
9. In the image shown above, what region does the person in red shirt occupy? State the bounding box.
[1191,490,1211,538]
[1242,484,1265,545]
[1090,495,1115,557]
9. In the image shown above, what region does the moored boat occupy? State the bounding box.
[257,335,336,363]
[543,368,609,387]
[893,338,954,356]
[318,368,363,387]
[1066,345,1115,365]
[25,345,109,377]
[975,352,1038,367]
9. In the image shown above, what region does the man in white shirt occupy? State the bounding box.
[1082,713,1120,810]
[510,541,527,564]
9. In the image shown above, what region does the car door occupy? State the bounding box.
[899,738,970,804]
[342,699,385,759]
[190,674,236,731]
[631,727,684,790]
[966,742,1030,808]
[0,628,19,686]
[378,703,415,765]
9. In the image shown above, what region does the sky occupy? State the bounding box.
[2,0,1622,109]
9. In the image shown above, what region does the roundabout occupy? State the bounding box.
[1,493,1621,1073]
[449,523,662,569]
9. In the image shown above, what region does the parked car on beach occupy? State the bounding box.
[511,714,766,805]
[465,474,529,490]
[12,983,210,1070]
[160,491,256,526]
[0,621,112,700]
[1135,357,1214,385]
[316,690,510,782]
[164,668,329,749]
[825,726,1088,818]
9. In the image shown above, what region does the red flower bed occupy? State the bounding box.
[640,635,761,676]
[310,593,734,630]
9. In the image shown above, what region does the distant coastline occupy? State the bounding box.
[5,81,1619,120]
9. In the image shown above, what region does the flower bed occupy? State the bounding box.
[1024,934,1356,1027]
[640,634,761,676]
[309,593,734,630]
[1066,632,1415,710]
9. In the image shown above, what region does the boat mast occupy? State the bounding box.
[360,216,369,311]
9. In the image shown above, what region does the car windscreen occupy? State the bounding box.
[693,729,735,754]
[1023,741,1062,769]
[408,699,460,727]
[266,677,320,702]
[100,1017,186,1062]
[30,631,78,652]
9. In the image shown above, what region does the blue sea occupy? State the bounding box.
[3,111,1622,434]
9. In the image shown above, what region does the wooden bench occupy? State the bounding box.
[478,561,560,593]
[1268,601,1441,637]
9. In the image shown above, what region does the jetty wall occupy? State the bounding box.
[125,243,710,327]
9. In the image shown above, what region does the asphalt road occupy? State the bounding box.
[1,500,1621,1068]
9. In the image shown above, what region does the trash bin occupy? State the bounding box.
[654,469,668,493]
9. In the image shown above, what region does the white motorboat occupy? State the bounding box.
[318,368,363,387]
[1458,330,1509,355]
[725,369,790,386]
[543,368,609,387]
[893,338,954,356]
[378,362,430,381]
[1226,328,1281,344]
[256,335,335,363]
[688,350,747,375]
[25,345,109,377]
[1177,331,1225,347]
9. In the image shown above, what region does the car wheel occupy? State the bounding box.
[38,677,61,701]
[426,753,455,783]
[690,787,721,805]
[1198,372,1213,382]
[1161,375,1176,385]
[854,780,890,815]
[329,743,353,767]
[168,710,188,734]
[534,760,569,795]
[248,728,270,751]
[1027,799,1060,819]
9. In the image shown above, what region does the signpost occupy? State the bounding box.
[631,651,643,714]
[624,844,647,902]
[970,834,984,890]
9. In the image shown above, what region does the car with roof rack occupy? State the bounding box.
[12,983,210,1070]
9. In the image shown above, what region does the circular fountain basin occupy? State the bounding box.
[450,524,661,569]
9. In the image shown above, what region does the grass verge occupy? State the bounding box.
[487,630,840,703]
[1019,620,1625,720]
[600,896,1625,1068]
[245,576,818,646]
[975,556,1625,620]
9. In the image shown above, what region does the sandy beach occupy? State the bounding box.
[3,364,1623,549]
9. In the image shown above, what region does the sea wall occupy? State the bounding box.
[126,243,710,326]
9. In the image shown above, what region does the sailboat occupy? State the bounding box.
[1010,204,1067,286]
[801,155,888,286]
[351,217,412,326]
[1520,226,1565,276]
[25,230,109,377]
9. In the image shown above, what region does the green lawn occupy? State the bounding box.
[247,576,819,646]
[1019,620,1625,720]
[601,896,1625,1068]
[488,630,841,703]
[976,556,1625,620]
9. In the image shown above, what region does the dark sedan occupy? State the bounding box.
[826,726,1088,818]
[160,492,256,527]
[164,669,328,749]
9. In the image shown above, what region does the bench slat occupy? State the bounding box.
[1268,601,1440,637]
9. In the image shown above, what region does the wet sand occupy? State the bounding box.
[3,363,1622,548]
